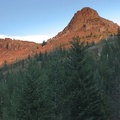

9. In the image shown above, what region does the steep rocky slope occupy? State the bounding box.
[44,7,119,51]
[0,38,42,66]
[0,7,119,66]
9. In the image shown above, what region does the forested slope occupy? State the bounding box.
[0,36,120,120]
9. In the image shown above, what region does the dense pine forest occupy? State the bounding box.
[0,36,120,120]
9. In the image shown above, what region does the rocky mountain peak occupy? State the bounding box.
[55,7,119,36]
[79,7,99,19]
[63,7,100,32]
[46,7,119,51]
[0,7,119,66]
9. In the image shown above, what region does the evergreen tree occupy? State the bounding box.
[17,59,46,120]
[46,48,67,120]
[0,82,3,119]
[64,37,105,120]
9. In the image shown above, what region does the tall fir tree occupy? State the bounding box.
[64,37,105,120]
[17,59,46,120]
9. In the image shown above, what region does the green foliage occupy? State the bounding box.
[64,37,105,120]
[41,40,47,46]
[0,36,120,120]
[17,59,47,120]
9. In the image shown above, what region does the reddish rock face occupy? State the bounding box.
[0,7,119,66]
[64,7,119,35]
[0,38,42,67]
[44,7,119,51]
[64,7,100,31]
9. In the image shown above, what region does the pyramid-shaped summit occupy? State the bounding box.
[0,7,119,66]
[63,7,118,32]
[76,7,99,19]
[46,7,119,51]
[54,7,119,37]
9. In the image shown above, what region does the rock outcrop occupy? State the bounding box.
[0,7,119,66]
[44,7,119,51]
[0,38,42,66]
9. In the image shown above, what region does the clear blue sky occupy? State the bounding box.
[0,0,120,43]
